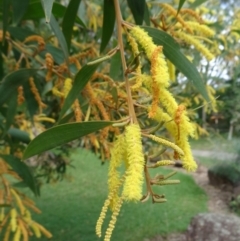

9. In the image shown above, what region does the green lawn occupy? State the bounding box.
[25,149,208,241]
[190,134,240,153]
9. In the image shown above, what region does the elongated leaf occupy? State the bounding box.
[41,0,54,23]
[1,155,40,196]
[23,121,112,160]
[12,0,29,25]
[2,0,10,41]
[142,26,209,101]
[58,62,99,120]
[58,111,75,125]
[0,69,38,106]
[100,0,115,53]
[127,0,145,25]
[23,1,86,28]
[8,128,31,144]
[4,91,17,133]
[144,2,150,26]
[177,0,186,14]
[109,51,122,80]
[50,15,69,61]
[62,0,81,51]
[8,26,35,41]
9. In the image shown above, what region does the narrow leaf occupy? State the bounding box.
[142,26,209,101]
[58,62,99,120]
[100,0,115,53]
[177,0,186,14]
[50,15,69,61]
[8,128,31,144]
[4,90,17,133]
[1,155,40,196]
[144,2,150,26]
[23,1,86,28]
[40,0,54,23]
[23,121,113,160]
[12,0,29,25]
[58,111,75,125]
[2,0,10,41]
[0,69,38,106]
[62,0,81,50]
[109,51,122,80]
[127,0,145,25]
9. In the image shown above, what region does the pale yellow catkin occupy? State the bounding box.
[175,31,215,61]
[148,134,184,156]
[96,199,110,237]
[104,198,123,241]
[122,124,144,201]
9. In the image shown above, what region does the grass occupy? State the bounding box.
[191,135,240,168]
[22,149,207,241]
[194,156,217,168]
[190,134,240,154]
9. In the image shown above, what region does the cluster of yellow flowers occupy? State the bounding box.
[0,158,52,241]
[96,18,212,238]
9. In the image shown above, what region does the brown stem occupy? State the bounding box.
[113,0,137,124]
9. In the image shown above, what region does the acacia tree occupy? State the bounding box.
[0,0,225,240]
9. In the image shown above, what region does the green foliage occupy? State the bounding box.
[127,0,146,25]
[229,195,240,216]
[100,0,116,53]
[0,154,40,196]
[23,121,113,160]
[209,162,240,185]
[62,0,82,50]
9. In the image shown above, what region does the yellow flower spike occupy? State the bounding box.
[63,78,72,98]
[177,138,197,171]
[185,21,215,37]
[122,124,144,201]
[149,46,165,118]
[18,219,28,241]
[147,160,176,168]
[104,198,123,241]
[96,199,111,237]
[17,86,25,105]
[10,189,25,215]
[160,3,193,34]
[167,60,176,82]
[108,135,125,209]
[30,222,41,238]
[52,86,64,98]
[34,116,56,123]
[175,31,215,61]
[144,77,178,117]
[153,180,180,185]
[147,134,184,156]
[73,99,82,122]
[34,222,52,238]
[148,80,160,118]
[10,208,17,232]
[130,26,156,59]
[29,77,47,111]
[180,9,203,23]
[13,225,21,241]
